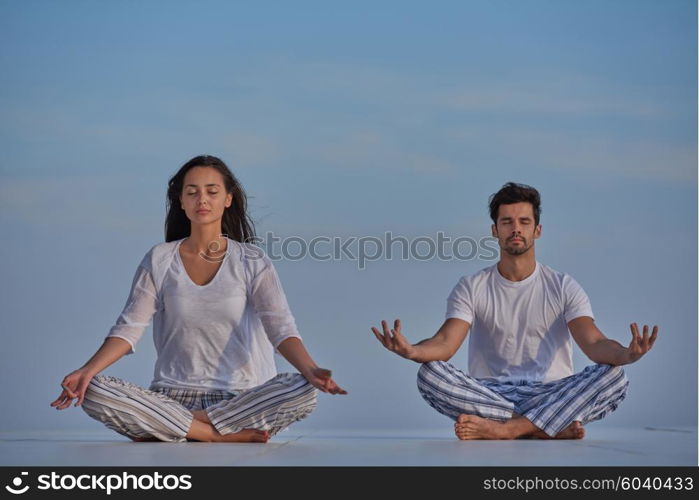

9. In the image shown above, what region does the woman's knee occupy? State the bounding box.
[299,376,318,410]
[273,372,318,407]
[83,374,105,400]
[81,375,145,415]
[80,375,111,412]
[300,385,318,414]
[271,372,310,389]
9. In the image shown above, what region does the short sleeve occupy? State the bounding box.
[446,276,474,324]
[246,248,302,349]
[563,275,594,323]
[105,262,159,354]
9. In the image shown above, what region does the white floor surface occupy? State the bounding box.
[1,426,696,467]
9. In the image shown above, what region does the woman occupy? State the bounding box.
[50,155,346,443]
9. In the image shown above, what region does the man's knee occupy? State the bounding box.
[588,364,629,397]
[597,364,628,382]
[417,360,450,380]
[606,364,626,377]
[607,365,629,395]
[416,361,454,402]
[417,360,456,388]
[587,363,626,378]
[417,362,432,391]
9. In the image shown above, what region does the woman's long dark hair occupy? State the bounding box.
[165,155,256,243]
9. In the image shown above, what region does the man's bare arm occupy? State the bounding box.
[371,318,471,363]
[568,316,658,366]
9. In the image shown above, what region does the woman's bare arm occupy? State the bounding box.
[276,337,347,395]
[50,337,133,409]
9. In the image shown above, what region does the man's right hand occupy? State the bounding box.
[371,319,417,360]
[50,368,94,410]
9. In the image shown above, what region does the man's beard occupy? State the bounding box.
[502,237,531,256]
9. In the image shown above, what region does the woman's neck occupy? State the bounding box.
[183,225,228,256]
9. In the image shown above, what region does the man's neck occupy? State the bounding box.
[496,252,537,282]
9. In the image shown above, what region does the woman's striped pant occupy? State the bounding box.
[417,361,629,437]
[81,373,317,442]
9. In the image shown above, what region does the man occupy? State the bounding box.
[371,182,658,440]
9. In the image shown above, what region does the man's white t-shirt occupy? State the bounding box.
[105,238,301,392]
[446,262,594,383]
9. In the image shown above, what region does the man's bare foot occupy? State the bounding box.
[454,415,509,440]
[531,421,585,440]
[454,414,540,440]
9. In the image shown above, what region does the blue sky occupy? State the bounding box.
[0,0,696,437]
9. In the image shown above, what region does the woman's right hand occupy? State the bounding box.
[50,368,94,410]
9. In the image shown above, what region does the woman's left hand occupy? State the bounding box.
[304,367,347,395]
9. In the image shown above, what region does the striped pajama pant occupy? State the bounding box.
[417,361,629,437]
[81,373,317,442]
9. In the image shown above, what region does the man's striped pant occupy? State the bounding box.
[81,373,317,442]
[417,361,629,436]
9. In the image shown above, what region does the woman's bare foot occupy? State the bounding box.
[130,436,160,442]
[192,410,211,424]
[531,421,585,440]
[217,429,270,443]
[186,413,270,443]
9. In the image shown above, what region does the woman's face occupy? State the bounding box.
[179,166,233,226]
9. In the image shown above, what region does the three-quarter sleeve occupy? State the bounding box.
[105,263,159,354]
[247,252,302,349]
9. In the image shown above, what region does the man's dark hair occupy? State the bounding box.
[488,182,541,225]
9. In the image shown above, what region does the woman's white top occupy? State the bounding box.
[106,237,302,391]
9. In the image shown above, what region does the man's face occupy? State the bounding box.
[491,202,541,256]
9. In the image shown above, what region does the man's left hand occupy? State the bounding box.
[624,323,658,364]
